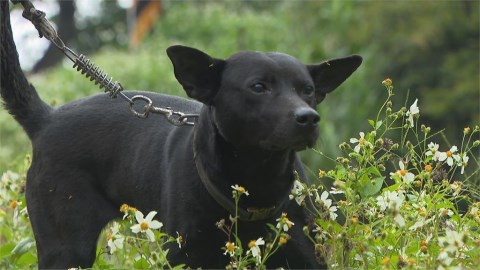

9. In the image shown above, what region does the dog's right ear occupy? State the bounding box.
[167,45,225,105]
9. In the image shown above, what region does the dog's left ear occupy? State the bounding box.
[167,45,226,105]
[308,55,362,103]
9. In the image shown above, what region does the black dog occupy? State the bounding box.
[1,3,361,269]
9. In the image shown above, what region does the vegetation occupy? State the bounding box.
[1,80,479,269]
[1,1,478,269]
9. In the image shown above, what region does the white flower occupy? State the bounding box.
[394,214,405,227]
[231,184,249,196]
[1,171,20,201]
[130,210,163,242]
[389,161,415,184]
[437,250,453,267]
[276,213,295,232]
[247,238,265,263]
[425,142,441,161]
[376,190,404,211]
[450,181,462,197]
[459,154,469,174]
[438,208,454,217]
[224,242,237,257]
[438,146,460,167]
[316,191,338,220]
[350,132,369,153]
[405,98,419,127]
[438,229,465,254]
[376,190,405,227]
[176,232,183,248]
[289,180,306,205]
[107,222,124,254]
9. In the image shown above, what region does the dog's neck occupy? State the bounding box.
[193,106,296,212]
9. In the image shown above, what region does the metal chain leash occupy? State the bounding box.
[11,0,198,126]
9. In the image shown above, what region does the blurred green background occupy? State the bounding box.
[1,0,479,178]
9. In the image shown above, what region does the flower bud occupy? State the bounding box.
[473,140,480,147]
[382,78,393,86]
[464,127,471,135]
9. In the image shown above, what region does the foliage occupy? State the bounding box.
[1,80,479,269]
[291,80,480,269]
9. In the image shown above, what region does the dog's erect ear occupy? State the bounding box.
[167,45,225,104]
[308,55,362,103]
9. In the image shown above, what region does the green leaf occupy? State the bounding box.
[375,120,383,130]
[11,238,35,257]
[133,257,150,269]
[368,119,375,128]
[357,167,385,198]
[16,252,37,266]
[0,243,15,260]
[383,183,401,192]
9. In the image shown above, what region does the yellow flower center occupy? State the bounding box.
[359,137,366,144]
[238,186,246,193]
[107,233,113,241]
[399,170,407,176]
[120,204,129,213]
[446,151,453,157]
[381,257,390,265]
[140,222,149,231]
[424,165,432,172]
[281,216,292,228]
[9,201,18,209]
[279,236,288,245]
[351,217,359,223]
[226,242,236,252]
[248,240,256,249]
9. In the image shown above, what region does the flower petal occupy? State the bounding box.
[135,210,144,223]
[144,211,158,222]
[131,224,141,233]
[149,220,163,230]
[145,229,155,242]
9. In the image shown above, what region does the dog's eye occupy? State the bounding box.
[303,85,315,96]
[251,83,268,93]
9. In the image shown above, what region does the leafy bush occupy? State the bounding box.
[1,79,478,269]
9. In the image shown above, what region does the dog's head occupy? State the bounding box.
[167,45,361,151]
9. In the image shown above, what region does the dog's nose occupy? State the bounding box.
[294,107,320,126]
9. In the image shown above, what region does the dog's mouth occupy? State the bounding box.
[259,134,317,151]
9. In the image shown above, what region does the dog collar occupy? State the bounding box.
[193,138,282,221]
[194,156,282,221]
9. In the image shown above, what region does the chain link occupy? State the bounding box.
[14,0,199,126]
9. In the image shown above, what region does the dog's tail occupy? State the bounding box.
[1,1,52,139]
